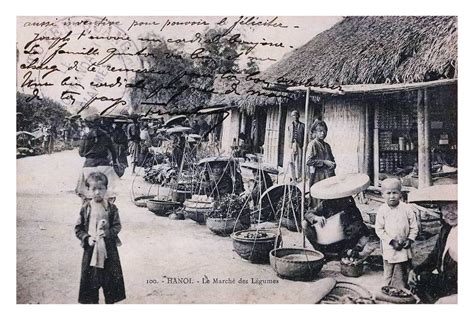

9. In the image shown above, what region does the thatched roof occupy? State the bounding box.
[263,16,457,87]
[209,74,295,113]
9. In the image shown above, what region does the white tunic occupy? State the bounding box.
[375,202,419,263]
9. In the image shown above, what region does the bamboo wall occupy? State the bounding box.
[219,108,241,155]
[323,98,367,176]
[263,107,280,166]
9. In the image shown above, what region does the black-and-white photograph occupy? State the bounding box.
[16,14,458,304]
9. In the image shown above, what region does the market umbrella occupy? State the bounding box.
[197,156,232,166]
[166,126,192,134]
[241,161,279,175]
[101,114,128,121]
[188,134,202,140]
[164,115,187,127]
[310,173,370,199]
[16,131,35,137]
[408,184,457,203]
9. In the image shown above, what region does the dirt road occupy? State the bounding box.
[17,150,434,304]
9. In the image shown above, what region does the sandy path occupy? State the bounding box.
[17,150,435,304]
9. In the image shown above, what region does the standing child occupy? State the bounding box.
[375,178,418,289]
[74,172,126,304]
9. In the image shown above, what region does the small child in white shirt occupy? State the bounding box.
[375,178,419,289]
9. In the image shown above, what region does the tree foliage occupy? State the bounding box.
[17,92,70,131]
[130,28,260,115]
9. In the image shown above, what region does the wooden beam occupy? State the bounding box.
[287,78,457,95]
[417,89,432,188]
[277,101,282,169]
[373,104,380,186]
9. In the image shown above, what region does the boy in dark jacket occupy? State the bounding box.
[75,172,126,304]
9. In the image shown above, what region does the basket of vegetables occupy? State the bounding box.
[206,194,251,236]
[230,229,280,264]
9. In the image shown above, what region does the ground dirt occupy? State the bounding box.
[17,150,436,304]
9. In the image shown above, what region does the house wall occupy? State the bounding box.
[219,108,241,155]
[263,107,280,166]
[322,98,367,176]
[263,101,314,181]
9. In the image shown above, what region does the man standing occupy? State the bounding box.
[288,110,305,182]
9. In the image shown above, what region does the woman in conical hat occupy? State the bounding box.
[408,185,458,304]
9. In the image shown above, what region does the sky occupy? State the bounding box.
[16,16,342,113]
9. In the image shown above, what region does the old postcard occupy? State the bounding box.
[16,15,458,304]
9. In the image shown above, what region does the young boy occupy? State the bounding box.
[375,178,418,289]
[74,172,126,304]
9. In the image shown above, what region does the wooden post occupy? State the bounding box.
[301,87,311,248]
[276,101,282,168]
[358,103,369,174]
[365,102,372,177]
[417,89,432,188]
[373,104,380,186]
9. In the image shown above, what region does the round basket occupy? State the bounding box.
[230,230,280,264]
[269,248,325,281]
[320,281,375,304]
[146,199,181,216]
[133,195,155,208]
[340,262,364,278]
[206,217,249,236]
[172,190,192,203]
[375,286,417,304]
[184,207,211,224]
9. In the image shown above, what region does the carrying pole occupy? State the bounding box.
[301,87,311,247]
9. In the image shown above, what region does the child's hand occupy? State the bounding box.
[408,270,418,286]
[389,239,403,251]
[323,160,335,169]
[88,237,96,247]
[402,239,413,249]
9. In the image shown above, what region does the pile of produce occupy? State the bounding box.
[340,256,362,266]
[243,231,268,239]
[208,194,250,219]
[381,286,413,298]
[144,164,177,184]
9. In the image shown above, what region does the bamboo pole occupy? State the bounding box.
[301,87,311,247]
[277,101,282,176]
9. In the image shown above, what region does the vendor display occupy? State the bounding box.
[407,184,458,304]
[305,174,371,260]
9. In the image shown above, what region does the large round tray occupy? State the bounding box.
[269,248,325,281]
[319,281,375,304]
[147,199,181,216]
[133,195,155,208]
